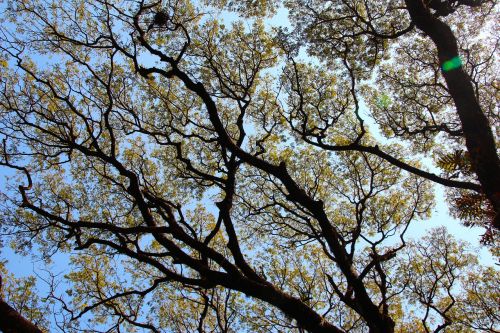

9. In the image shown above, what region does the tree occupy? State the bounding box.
[0,0,498,332]
[281,0,499,233]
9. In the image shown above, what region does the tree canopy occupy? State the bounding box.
[0,0,498,332]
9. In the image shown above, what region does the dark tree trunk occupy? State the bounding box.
[0,299,44,333]
[405,0,500,229]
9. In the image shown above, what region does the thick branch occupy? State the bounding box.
[0,292,43,333]
[302,138,481,192]
[166,64,395,333]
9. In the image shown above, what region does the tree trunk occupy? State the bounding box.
[0,299,44,333]
[405,0,500,229]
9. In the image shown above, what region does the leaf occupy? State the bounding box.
[452,192,495,228]
[436,150,472,175]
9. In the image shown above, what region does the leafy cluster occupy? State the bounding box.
[0,0,498,332]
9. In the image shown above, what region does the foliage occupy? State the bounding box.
[0,0,498,332]
[0,261,50,331]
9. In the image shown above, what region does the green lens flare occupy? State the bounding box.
[442,56,462,72]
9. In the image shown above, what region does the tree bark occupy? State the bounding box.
[0,299,44,333]
[405,0,500,229]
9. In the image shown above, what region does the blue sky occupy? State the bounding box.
[0,1,497,331]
